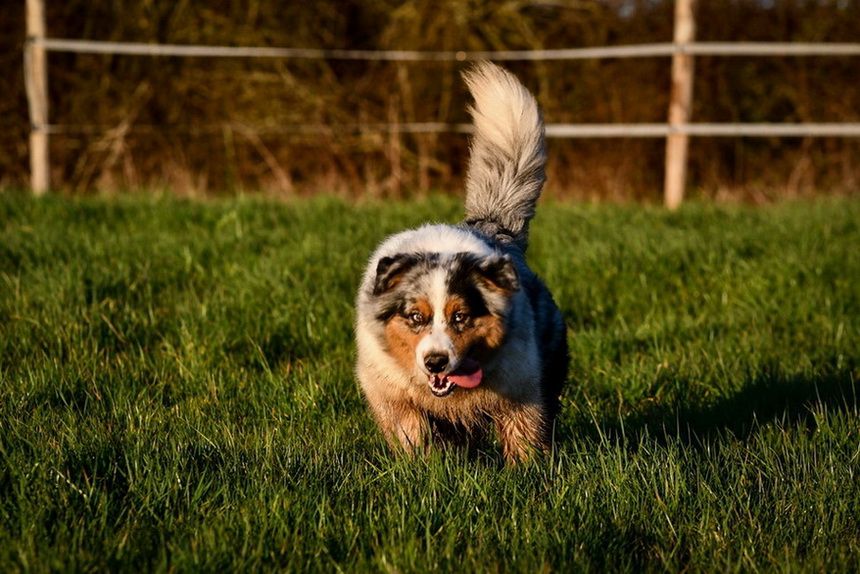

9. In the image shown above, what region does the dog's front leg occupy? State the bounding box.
[370,399,429,455]
[494,401,547,463]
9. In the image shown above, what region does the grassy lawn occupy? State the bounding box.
[0,193,858,572]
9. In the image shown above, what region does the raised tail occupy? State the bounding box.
[462,62,546,252]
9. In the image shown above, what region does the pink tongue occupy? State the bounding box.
[447,358,483,388]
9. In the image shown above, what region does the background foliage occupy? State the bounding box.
[2,0,859,199]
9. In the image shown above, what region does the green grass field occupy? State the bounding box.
[1,194,858,572]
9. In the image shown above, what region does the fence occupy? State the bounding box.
[23,0,860,207]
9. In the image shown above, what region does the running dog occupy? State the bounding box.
[355,62,567,462]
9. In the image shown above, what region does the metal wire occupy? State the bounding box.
[44,123,860,138]
[37,38,860,61]
[35,38,860,139]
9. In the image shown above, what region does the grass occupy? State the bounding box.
[0,193,858,572]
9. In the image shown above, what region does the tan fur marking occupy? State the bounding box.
[444,295,506,360]
[475,275,516,296]
[383,298,432,373]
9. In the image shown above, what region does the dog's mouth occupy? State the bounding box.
[427,358,483,398]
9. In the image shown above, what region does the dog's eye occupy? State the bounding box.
[407,311,426,326]
[452,311,469,325]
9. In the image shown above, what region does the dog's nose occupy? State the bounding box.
[424,353,449,374]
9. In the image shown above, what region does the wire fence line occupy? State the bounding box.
[43,122,860,138]
[546,123,860,138]
[33,38,860,140]
[36,38,860,60]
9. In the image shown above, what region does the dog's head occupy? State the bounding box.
[368,250,518,397]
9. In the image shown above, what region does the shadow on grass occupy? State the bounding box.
[371,363,859,467]
[559,362,859,447]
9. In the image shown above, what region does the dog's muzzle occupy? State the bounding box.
[425,357,484,397]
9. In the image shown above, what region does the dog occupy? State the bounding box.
[354,62,567,463]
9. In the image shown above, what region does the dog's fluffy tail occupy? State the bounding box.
[463,62,546,252]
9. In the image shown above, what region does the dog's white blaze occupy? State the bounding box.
[414,268,457,371]
[428,267,447,321]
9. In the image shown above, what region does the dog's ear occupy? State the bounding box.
[373,253,422,295]
[475,254,519,294]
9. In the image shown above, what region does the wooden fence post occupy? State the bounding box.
[25,0,49,195]
[664,0,695,209]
